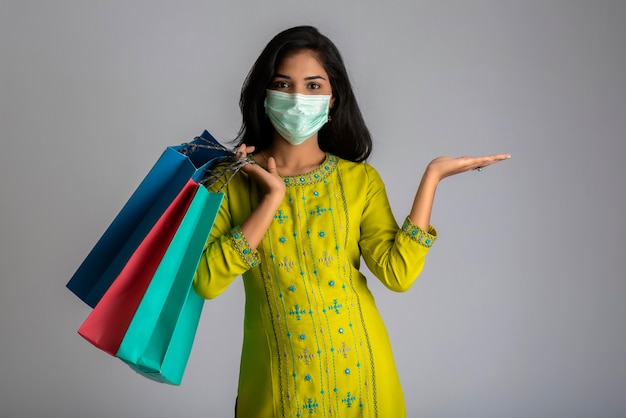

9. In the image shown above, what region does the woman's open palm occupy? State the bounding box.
[427,153,511,181]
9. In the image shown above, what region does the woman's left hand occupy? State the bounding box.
[425,153,511,182]
[409,153,511,230]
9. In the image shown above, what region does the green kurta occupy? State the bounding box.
[194,154,436,417]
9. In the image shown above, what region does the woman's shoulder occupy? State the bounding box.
[335,155,383,183]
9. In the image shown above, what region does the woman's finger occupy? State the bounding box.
[234,144,256,159]
[234,144,245,158]
[473,154,511,171]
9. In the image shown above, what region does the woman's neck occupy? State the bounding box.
[261,136,326,176]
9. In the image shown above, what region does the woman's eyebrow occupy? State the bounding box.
[273,73,327,81]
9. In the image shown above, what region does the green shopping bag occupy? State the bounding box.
[116,184,224,385]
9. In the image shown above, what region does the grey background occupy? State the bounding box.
[1,0,625,417]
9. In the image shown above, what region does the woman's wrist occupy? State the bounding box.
[422,163,443,185]
[261,188,285,207]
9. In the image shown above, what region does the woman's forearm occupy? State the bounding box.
[240,192,284,250]
[409,168,440,231]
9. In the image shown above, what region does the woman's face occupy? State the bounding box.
[269,50,335,107]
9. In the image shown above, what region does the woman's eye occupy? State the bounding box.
[309,83,321,90]
[274,81,289,89]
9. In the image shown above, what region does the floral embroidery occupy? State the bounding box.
[401,217,437,248]
[281,154,337,187]
[229,226,260,267]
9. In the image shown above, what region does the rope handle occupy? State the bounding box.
[201,156,254,193]
[178,136,239,156]
[177,135,254,192]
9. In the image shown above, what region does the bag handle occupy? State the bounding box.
[201,156,253,192]
[179,136,237,156]
[179,134,254,192]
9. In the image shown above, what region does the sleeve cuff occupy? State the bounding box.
[401,217,437,248]
[229,226,261,268]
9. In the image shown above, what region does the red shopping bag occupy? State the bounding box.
[77,179,199,356]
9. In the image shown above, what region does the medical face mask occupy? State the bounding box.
[264,90,331,145]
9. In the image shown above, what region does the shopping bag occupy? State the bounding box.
[116,185,225,385]
[67,130,232,308]
[77,179,199,356]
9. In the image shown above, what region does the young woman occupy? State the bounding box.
[194,26,510,417]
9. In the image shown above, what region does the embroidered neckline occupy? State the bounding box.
[282,153,337,186]
[253,153,338,187]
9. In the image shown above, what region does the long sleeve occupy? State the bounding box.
[358,164,437,292]
[193,171,260,299]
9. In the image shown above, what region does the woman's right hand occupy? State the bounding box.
[234,144,286,249]
[235,144,286,200]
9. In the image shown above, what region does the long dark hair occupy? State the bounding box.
[236,26,372,162]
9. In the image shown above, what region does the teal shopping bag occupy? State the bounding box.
[116,185,224,385]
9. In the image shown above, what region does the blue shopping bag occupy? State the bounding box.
[66,131,232,308]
